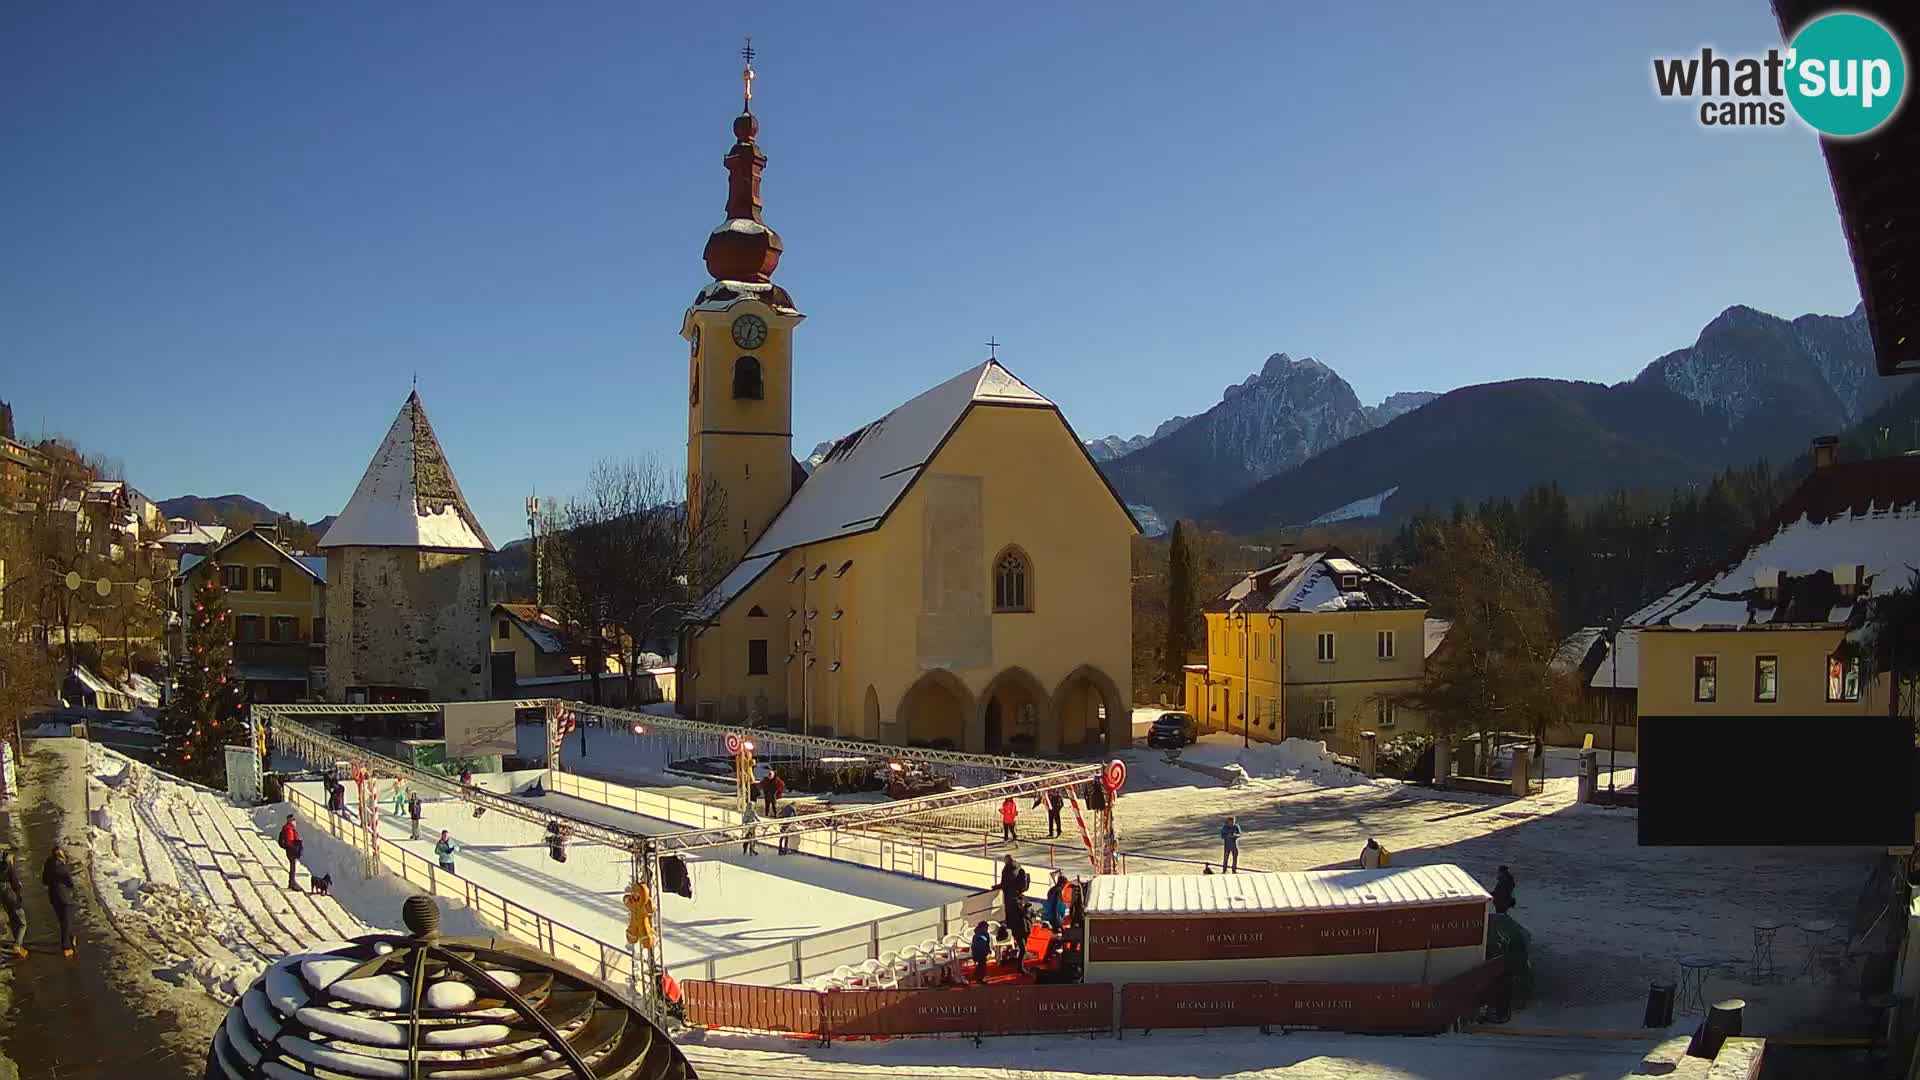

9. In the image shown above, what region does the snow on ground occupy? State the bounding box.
[297,778,968,969]
[1102,767,1878,1037]
[683,1027,1654,1080]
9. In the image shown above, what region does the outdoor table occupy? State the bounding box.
[1677,954,1716,1016]
[1798,918,1837,979]
[1750,918,1784,980]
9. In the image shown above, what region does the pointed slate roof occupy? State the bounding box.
[320,392,494,551]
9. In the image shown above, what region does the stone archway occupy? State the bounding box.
[1051,664,1129,752]
[896,670,975,751]
[974,667,1052,756]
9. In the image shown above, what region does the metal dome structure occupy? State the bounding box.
[205,895,694,1080]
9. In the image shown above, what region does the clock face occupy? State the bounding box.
[731,314,768,350]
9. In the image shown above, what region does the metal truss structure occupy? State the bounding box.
[570,701,1069,775]
[257,704,1104,855]
[643,764,1105,855]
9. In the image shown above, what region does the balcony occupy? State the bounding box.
[233,640,325,671]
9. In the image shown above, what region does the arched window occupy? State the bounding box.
[993,547,1032,612]
[732,356,763,400]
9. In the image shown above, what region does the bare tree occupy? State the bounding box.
[543,460,731,707]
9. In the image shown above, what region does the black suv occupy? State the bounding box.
[1146,712,1198,748]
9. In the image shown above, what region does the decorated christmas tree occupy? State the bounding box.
[159,563,246,785]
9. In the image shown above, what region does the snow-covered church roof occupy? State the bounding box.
[742,360,1051,558]
[694,360,1131,619]
[320,392,494,552]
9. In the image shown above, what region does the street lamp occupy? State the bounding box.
[1227,609,1282,748]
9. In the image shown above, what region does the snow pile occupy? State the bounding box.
[117,878,265,995]
[1181,735,1385,789]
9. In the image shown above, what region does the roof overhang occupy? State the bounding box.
[1773,0,1920,377]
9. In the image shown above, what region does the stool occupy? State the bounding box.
[1798,919,1837,979]
[1750,918,1784,980]
[1677,955,1715,1016]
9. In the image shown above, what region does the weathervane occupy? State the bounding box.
[985,337,1001,361]
[742,37,756,110]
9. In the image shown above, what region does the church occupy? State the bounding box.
[676,58,1138,754]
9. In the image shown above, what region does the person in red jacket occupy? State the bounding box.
[998,797,1018,842]
[277,814,303,890]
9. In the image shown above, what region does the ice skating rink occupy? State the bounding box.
[291,779,968,970]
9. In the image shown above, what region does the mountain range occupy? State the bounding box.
[1095,302,1883,535]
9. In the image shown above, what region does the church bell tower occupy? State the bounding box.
[683,42,804,564]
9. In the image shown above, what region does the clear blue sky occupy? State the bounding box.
[0,2,1864,543]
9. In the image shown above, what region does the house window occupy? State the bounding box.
[237,615,261,642]
[1828,655,1862,703]
[1251,694,1260,723]
[993,547,1031,612]
[1316,632,1335,663]
[1339,573,1359,590]
[1253,636,1261,661]
[732,356,764,400]
[1377,699,1397,727]
[1268,633,1276,662]
[1754,656,1778,703]
[1377,630,1395,660]
[1317,700,1337,731]
[313,616,326,643]
[498,619,511,640]
[748,639,769,676]
[269,616,298,642]
[1693,656,1717,703]
[222,564,247,591]
[254,565,281,592]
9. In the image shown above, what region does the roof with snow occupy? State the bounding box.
[494,603,568,655]
[1204,549,1426,615]
[689,360,1140,622]
[176,528,327,584]
[1087,864,1488,917]
[158,521,229,546]
[1554,626,1642,690]
[1423,617,1451,659]
[1631,455,1920,631]
[743,360,1133,562]
[320,392,493,552]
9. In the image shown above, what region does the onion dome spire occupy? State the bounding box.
[703,37,783,283]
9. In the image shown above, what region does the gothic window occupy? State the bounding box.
[993,547,1032,612]
[732,356,763,400]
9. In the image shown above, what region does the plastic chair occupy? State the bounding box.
[831,964,858,988]
[855,958,884,986]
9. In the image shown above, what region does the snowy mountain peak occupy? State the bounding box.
[1635,302,1881,429]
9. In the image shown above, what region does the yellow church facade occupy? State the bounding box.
[674,67,1137,754]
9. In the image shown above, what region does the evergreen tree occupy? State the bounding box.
[1163,520,1196,688]
[160,564,246,785]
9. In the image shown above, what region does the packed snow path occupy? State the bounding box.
[294,779,968,970]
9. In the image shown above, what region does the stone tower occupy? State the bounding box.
[681,47,805,564]
[320,391,494,703]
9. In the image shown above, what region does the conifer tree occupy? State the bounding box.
[1163,520,1196,688]
[160,564,245,785]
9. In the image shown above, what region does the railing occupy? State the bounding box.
[281,781,1000,992]
[547,770,1015,892]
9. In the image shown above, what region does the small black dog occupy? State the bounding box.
[310,873,333,897]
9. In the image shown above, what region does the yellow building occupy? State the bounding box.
[1630,442,1913,718]
[177,526,327,702]
[676,75,1138,753]
[1184,550,1442,753]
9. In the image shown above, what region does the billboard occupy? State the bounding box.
[443,701,518,760]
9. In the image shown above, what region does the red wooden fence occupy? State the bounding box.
[683,958,1505,1040]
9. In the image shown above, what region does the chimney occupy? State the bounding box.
[1812,435,1839,470]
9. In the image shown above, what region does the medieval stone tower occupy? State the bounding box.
[320,391,494,703]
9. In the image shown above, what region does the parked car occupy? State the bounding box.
[1146,712,1198,748]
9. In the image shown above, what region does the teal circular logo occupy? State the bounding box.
[1787,13,1907,137]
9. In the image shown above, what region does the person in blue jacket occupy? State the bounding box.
[969,920,992,983]
[1220,815,1242,873]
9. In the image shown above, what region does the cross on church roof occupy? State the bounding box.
[741,37,756,109]
[985,337,1001,360]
